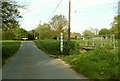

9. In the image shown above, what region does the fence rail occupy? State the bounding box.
[78,34,118,49]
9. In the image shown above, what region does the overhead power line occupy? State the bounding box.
[48,0,63,21]
[39,0,63,26]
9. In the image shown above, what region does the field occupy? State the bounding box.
[2,40,21,65]
[34,39,119,80]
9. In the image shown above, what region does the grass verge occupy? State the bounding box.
[35,39,119,80]
[62,48,119,81]
[34,40,60,55]
[2,40,21,65]
[34,39,79,56]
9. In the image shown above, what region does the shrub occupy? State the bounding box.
[63,41,80,55]
[34,40,80,55]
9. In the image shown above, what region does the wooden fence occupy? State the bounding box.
[78,34,118,49]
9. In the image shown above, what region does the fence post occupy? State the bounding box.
[92,35,94,47]
[100,36,103,47]
[86,36,88,47]
[110,35,112,47]
[113,34,115,49]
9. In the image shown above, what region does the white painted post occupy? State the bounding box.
[60,33,63,52]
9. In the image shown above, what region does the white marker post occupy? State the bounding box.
[60,33,63,52]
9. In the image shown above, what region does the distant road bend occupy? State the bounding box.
[3,41,88,79]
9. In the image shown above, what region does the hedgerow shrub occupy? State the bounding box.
[34,40,80,55]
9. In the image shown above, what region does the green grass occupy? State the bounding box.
[34,39,119,80]
[34,40,60,55]
[2,40,21,65]
[72,39,118,48]
[62,48,119,80]
[34,39,79,55]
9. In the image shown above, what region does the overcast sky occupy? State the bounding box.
[16,0,118,34]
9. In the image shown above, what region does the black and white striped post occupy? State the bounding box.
[60,33,63,52]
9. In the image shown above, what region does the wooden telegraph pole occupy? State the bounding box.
[68,0,71,41]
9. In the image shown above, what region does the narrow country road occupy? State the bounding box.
[3,41,88,79]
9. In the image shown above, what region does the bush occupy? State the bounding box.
[63,41,80,55]
[34,40,80,55]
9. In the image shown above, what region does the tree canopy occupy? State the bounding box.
[1,1,22,29]
[35,23,53,39]
[110,15,120,39]
[1,0,26,40]
[14,27,28,40]
[50,15,68,38]
[99,28,111,36]
[34,15,68,40]
[83,30,93,37]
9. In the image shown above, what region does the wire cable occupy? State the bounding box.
[47,0,63,21]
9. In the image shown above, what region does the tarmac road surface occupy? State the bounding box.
[3,41,89,79]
